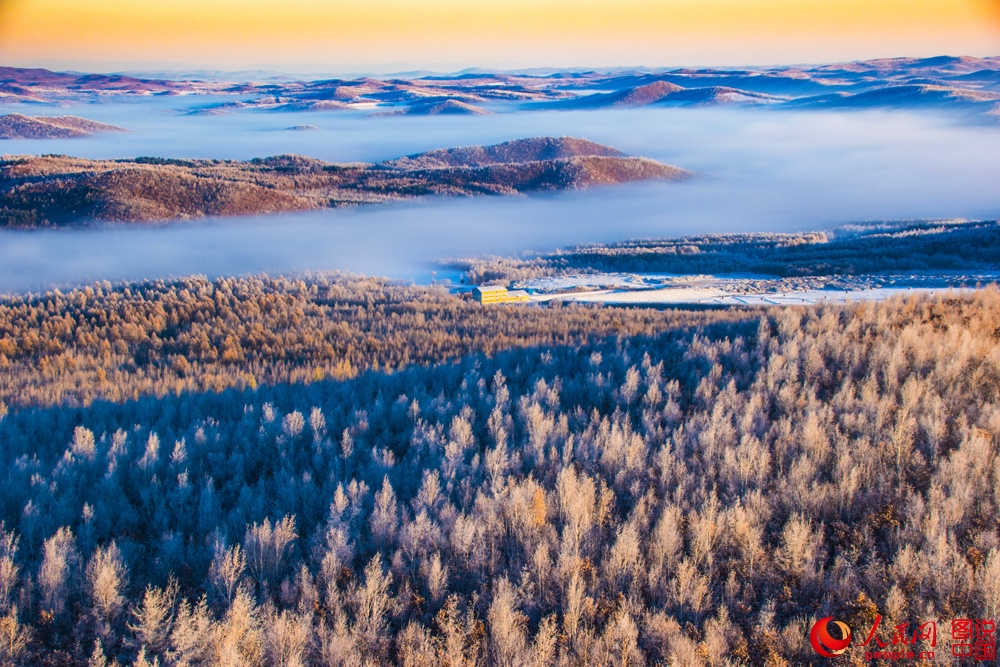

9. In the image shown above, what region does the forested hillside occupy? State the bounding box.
[457,219,1000,283]
[0,138,686,227]
[0,288,997,665]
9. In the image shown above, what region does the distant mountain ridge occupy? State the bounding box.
[2,56,1000,121]
[785,83,1000,112]
[547,81,783,109]
[0,137,689,227]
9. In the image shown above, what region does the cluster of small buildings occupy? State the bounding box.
[473,285,531,304]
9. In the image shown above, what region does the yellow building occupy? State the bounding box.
[474,285,531,304]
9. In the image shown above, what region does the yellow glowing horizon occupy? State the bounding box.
[2,0,998,71]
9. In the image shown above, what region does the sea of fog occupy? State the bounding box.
[2,95,1000,293]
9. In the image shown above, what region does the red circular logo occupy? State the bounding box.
[810,617,852,658]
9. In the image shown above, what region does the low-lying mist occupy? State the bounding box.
[2,101,999,293]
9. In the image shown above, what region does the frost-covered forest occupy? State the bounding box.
[0,275,744,409]
[0,279,997,665]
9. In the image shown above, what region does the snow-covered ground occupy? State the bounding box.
[706,287,978,305]
[516,273,704,291]
[539,285,977,306]
[519,272,992,306]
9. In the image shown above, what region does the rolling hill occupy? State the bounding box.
[0,137,689,226]
[382,136,625,168]
[0,113,125,139]
[403,98,490,115]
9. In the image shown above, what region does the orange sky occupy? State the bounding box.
[1,0,998,72]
